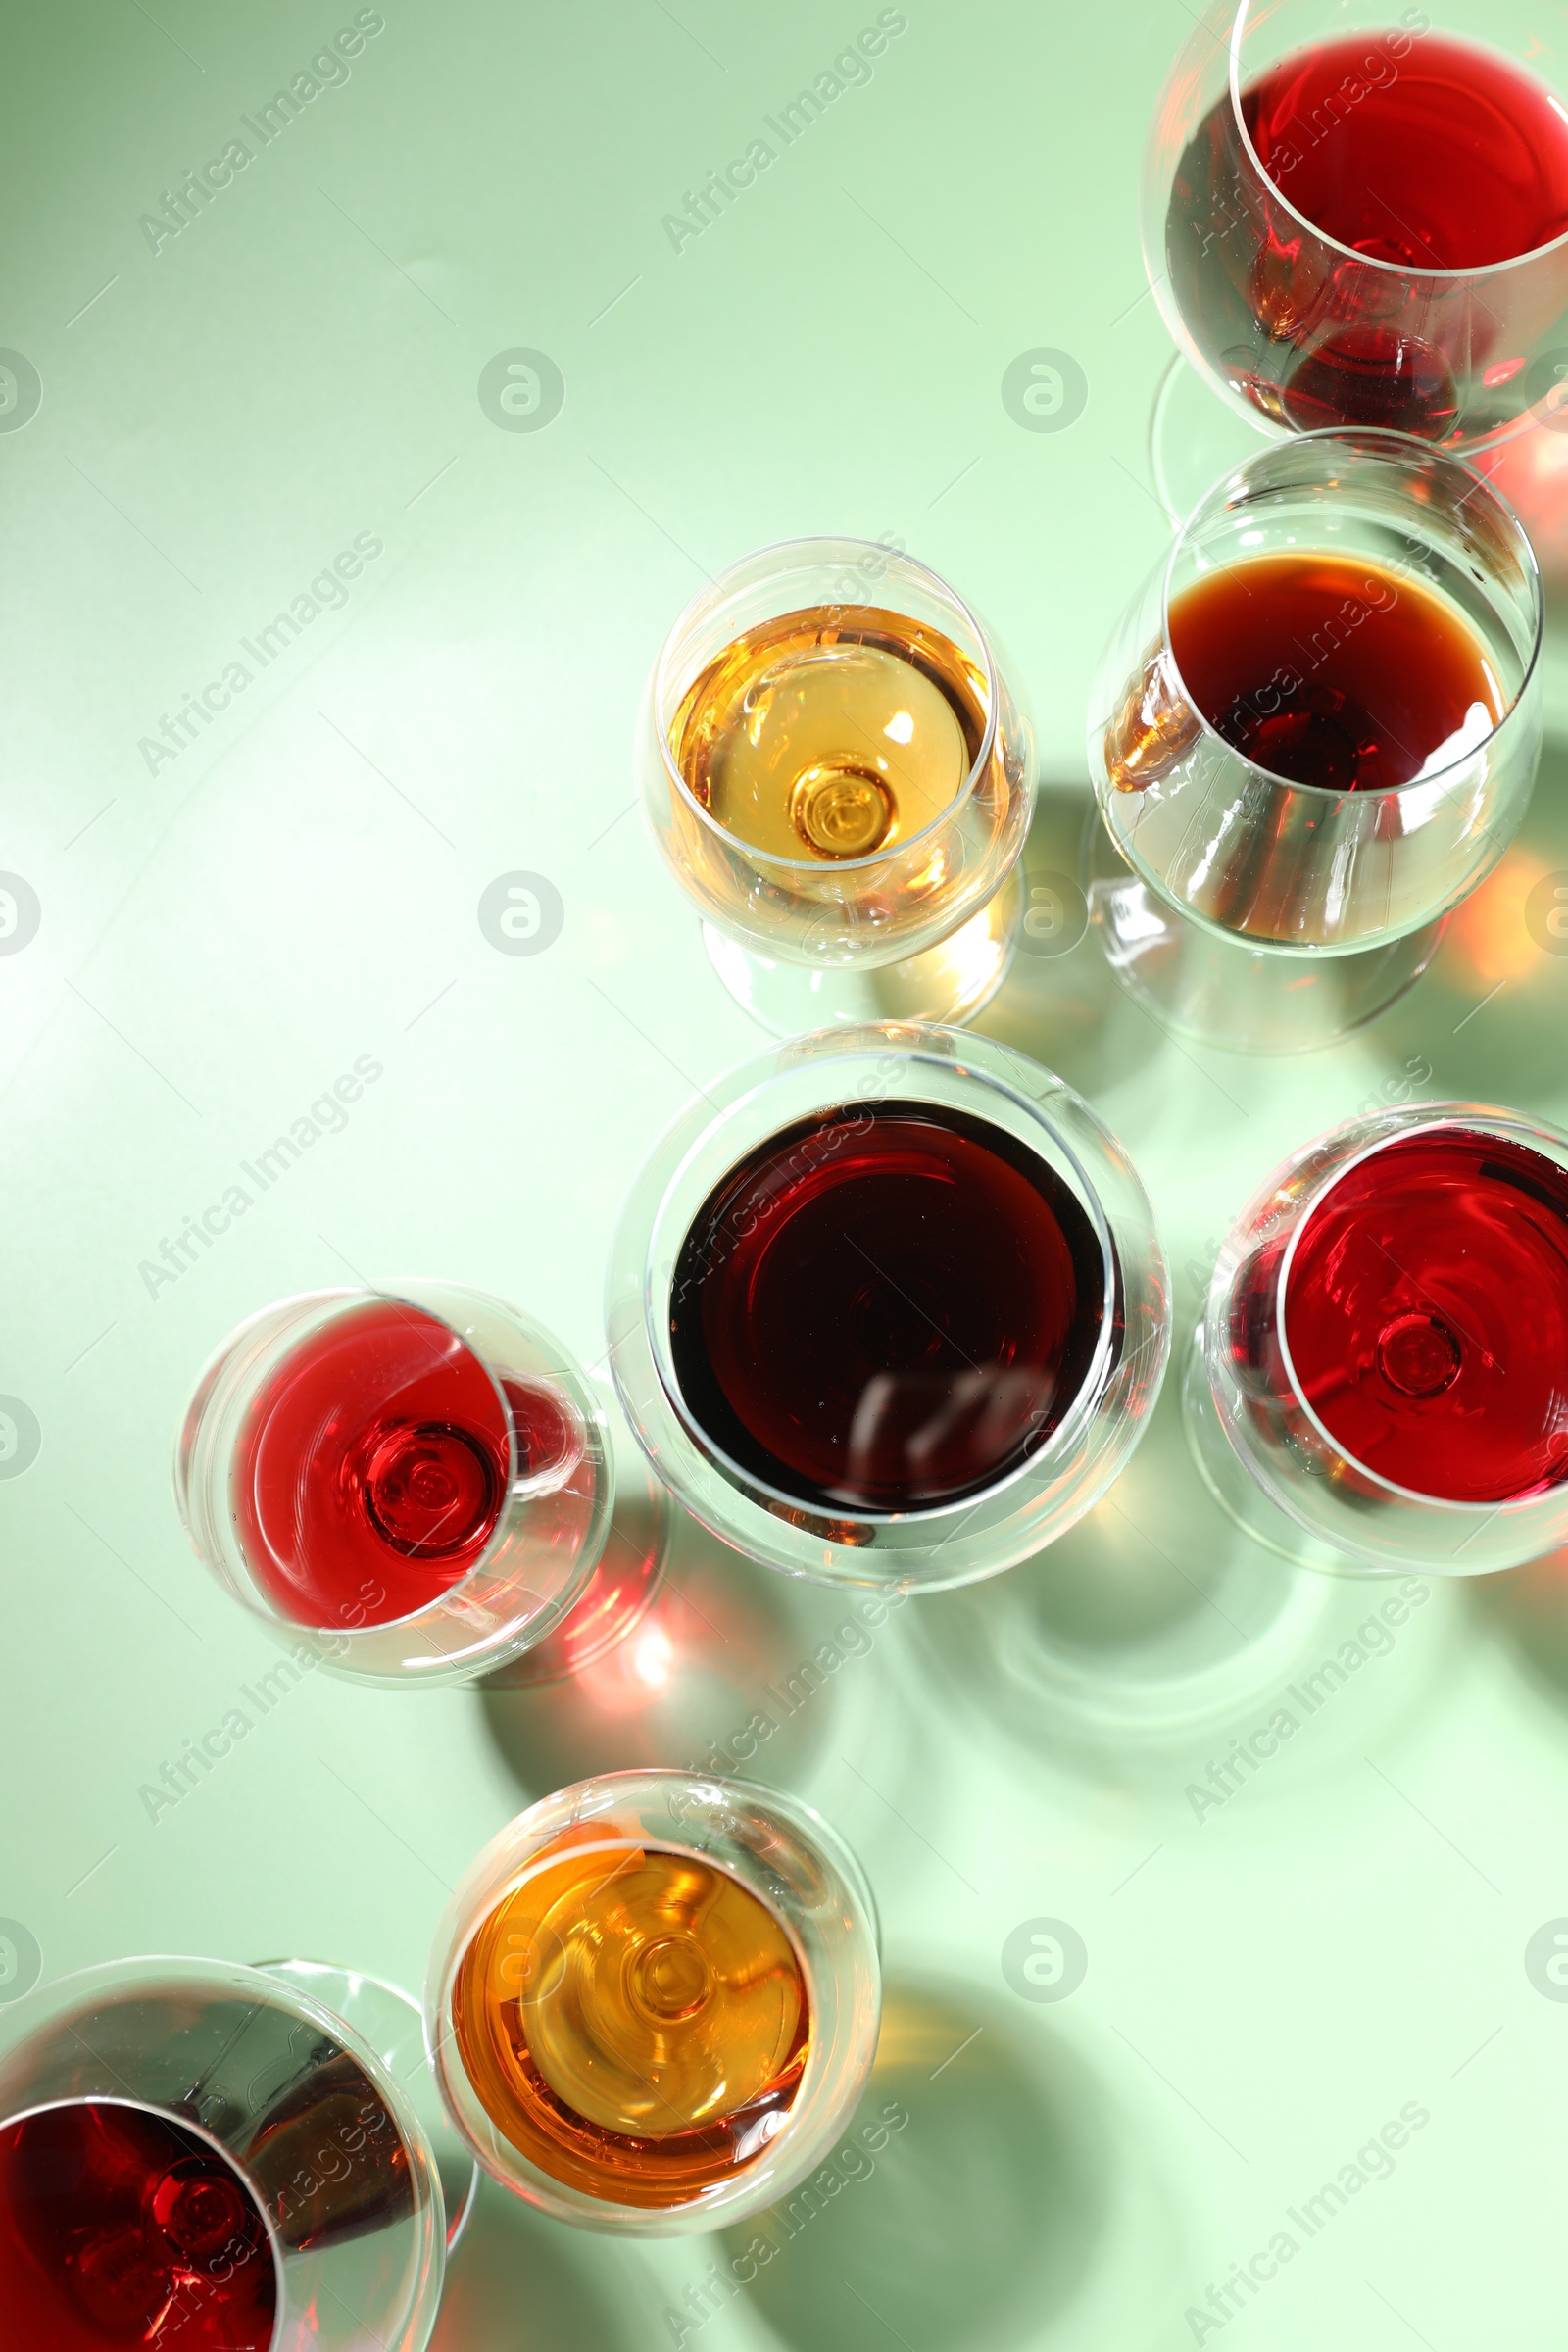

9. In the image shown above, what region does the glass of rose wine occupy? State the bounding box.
[1187,1102,1568,1574]
[0,1955,448,2351]
[424,1770,880,2232]
[1087,429,1542,1050]
[638,537,1036,1034]
[1143,0,1568,516]
[606,1023,1169,1590]
[175,1280,666,1684]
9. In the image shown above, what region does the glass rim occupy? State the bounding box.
[639,1039,1122,1527]
[186,1281,594,1645]
[1272,1105,1568,1513]
[1158,425,1544,798]
[1227,6,1568,281]
[652,532,1004,875]
[427,1771,873,2222]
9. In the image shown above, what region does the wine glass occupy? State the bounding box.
[175,1280,666,1684]
[638,537,1036,1034]
[606,1023,1169,1589]
[1186,1101,1568,1574]
[423,1769,881,2234]
[1143,0,1568,516]
[1086,428,1543,1050]
[0,1954,449,2350]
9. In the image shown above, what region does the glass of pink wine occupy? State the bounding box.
[638,538,1036,1035]
[0,1955,452,2351]
[175,1281,666,1684]
[607,1024,1169,1590]
[1087,429,1543,1050]
[1187,1102,1568,1574]
[1143,0,1568,515]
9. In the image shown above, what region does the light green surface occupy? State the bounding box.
[3,3,1568,2347]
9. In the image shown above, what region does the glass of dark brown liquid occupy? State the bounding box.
[1087,429,1542,1051]
[606,1024,1170,1591]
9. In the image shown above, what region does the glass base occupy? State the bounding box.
[1150,352,1278,524]
[1085,818,1446,1053]
[703,867,1022,1035]
[495,1399,670,1686]
[255,1958,480,2250]
[1179,1326,1388,1580]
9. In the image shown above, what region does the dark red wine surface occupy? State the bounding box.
[0,2102,277,2350]
[1168,553,1499,792]
[1165,34,1568,434]
[1248,34,1568,271]
[1282,1127,1568,1501]
[669,1102,1111,1511]
[233,1298,575,1629]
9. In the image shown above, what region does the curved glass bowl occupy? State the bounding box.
[175,1281,612,1684]
[0,1956,446,2351]
[606,1024,1170,1591]
[1088,429,1543,954]
[423,1769,880,2236]
[638,537,1036,977]
[1198,1102,1568,1572]
[1143,0,1568,449]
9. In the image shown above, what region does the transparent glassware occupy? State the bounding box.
[638,536,1036,1034]
[423,1769,880,2235]
[254,1961,479,2254]
[1086,429,1543,1050]
[175,1280,664,1685]
[1186,1102,1568,1574]
[0,1955,447,2350]
[606,1024,1170,1590]
[1142,0,1568,512]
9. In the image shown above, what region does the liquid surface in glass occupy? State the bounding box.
[233,1298,578,1629]
[669,1100,1110,1511]
[451,1840,808,2206]
[670,605,987,862]
[1246,34,1568,271]
[1158,551,1502,794]
[0,2101,277,2351]
[1282,1127,1568,1501]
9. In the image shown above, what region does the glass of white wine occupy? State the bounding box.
[638,537,1036,1034]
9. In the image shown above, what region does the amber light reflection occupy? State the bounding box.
[1446,847,1550,987]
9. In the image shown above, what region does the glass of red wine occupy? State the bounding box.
[175,1281,666,1684]
[638,537,1036,1036]
[606,1024,1170,1590]
[1087,429,1542,1051]
[1187,1102,1568,1574]
[0,1955,449,2351]
[1144,0,1568,515]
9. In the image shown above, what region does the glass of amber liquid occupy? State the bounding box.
[175,1281,665,1685]
[1187,1101,1568,1573]
[425,1770,881,2232]
[639,537,1036,1034]
[0,1955,448,2351]
[1087,429,1543,1051]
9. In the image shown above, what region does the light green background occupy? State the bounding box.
[4,2,1568,2346]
